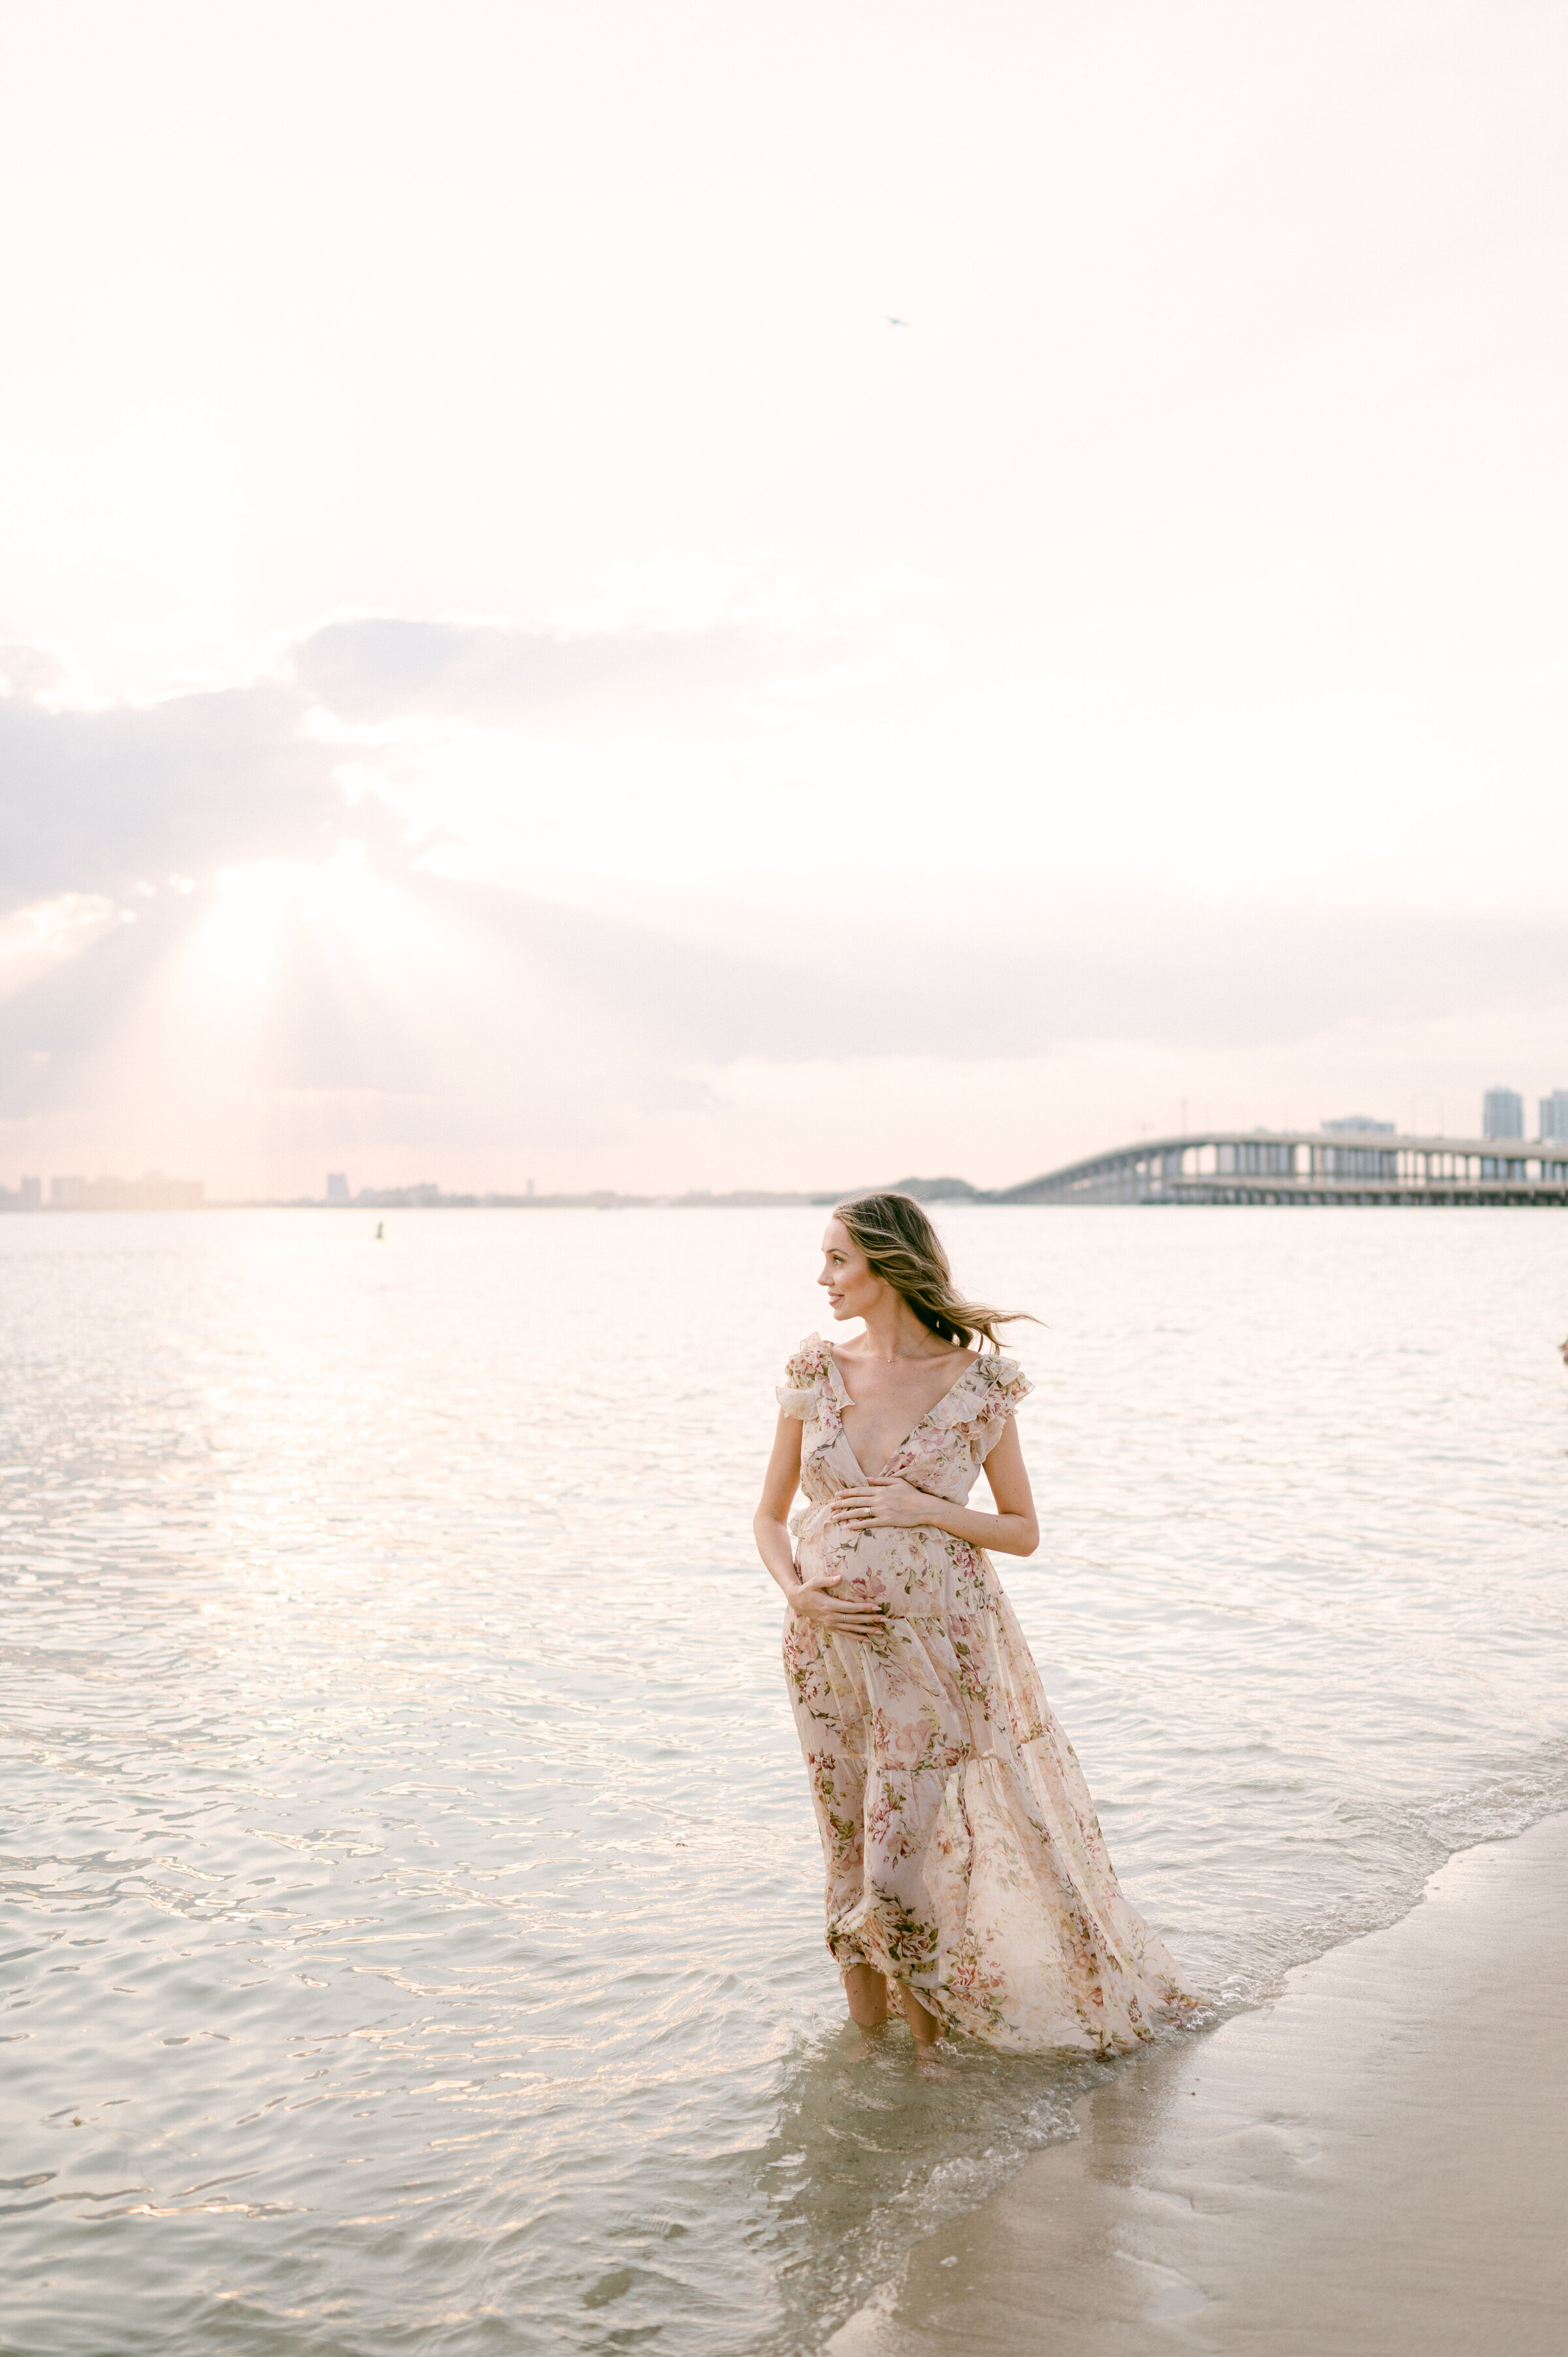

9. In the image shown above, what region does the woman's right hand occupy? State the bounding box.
[789,1575,889,1642]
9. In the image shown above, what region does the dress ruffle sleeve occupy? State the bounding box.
[776,1333,832,1420]
[928,1351,1032,1459]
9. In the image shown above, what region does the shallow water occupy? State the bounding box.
[2,1205,1566,2355]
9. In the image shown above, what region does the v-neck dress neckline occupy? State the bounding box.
[823,1348,980,1482]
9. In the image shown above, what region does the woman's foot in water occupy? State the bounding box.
[845,1965,952,2069]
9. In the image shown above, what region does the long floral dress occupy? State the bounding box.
[778,1334,1193,2055]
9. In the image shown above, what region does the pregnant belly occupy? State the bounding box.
[794,1505,968,1618]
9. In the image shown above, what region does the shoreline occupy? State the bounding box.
[829,1812,1568,2355]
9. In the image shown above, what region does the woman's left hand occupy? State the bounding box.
[830,1476,941,1533]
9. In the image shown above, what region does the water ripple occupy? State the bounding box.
[1,1206,1566,2352]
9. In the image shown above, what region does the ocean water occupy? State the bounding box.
[3,1203,1567,2356]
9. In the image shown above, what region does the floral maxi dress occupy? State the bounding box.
[778,1334,1193,2055]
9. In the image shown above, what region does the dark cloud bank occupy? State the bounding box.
[2,611,806,915]
[0,682,346,911]
[2,613,1562,1139]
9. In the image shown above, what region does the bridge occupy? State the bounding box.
[992,1130,1568,1207]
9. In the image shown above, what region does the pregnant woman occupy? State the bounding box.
[755,1192,1194,2056]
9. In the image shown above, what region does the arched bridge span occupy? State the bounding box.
[993,1131,1568,1207]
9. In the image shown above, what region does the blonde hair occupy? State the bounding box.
[832,1192,1034,1352]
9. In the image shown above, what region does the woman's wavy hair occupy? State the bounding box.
[831,1192,1036,1352]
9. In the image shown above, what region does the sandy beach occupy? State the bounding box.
[828,1813,1568,2356]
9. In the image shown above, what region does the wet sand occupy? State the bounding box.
[828,1813,1568,2356]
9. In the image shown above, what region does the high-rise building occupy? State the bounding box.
[326,1173,350,1203]
[1482,1088,1524,1140]
[1540,1092,1568,1142]
[19,1176,40,1209]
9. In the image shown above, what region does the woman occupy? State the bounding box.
[754,1192,1193,2056]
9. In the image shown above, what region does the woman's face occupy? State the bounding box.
[817,1218,883,1322]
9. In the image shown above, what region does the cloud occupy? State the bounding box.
[0,642,68,700]
[0,681,353,913]
[5,851,1565,1124]
[3,598,1565,1191]
[0,601,870,920]
[0,610,821,931]
[285,611,851,731]
[0,893,123,1002]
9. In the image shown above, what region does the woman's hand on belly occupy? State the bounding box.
[789,1572,890,1642]
[830,1476,943,1533]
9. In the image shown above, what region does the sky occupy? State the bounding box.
[1,0,1565,1197]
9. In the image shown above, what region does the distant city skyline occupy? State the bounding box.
[0,1171,204,1211]
[20,1073,1568,1216]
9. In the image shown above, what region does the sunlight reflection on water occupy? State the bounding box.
[2,1205,1567,2353]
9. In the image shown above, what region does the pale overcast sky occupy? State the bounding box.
[1,0,1565,1194]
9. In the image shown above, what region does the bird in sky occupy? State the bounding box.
[887,315,909,327]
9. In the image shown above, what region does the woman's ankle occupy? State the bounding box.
[892,1981,941,2043]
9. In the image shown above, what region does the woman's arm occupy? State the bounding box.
[828,1414,1040,1557]
[754,1412,892,1638]
[753,1413,805,1596]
